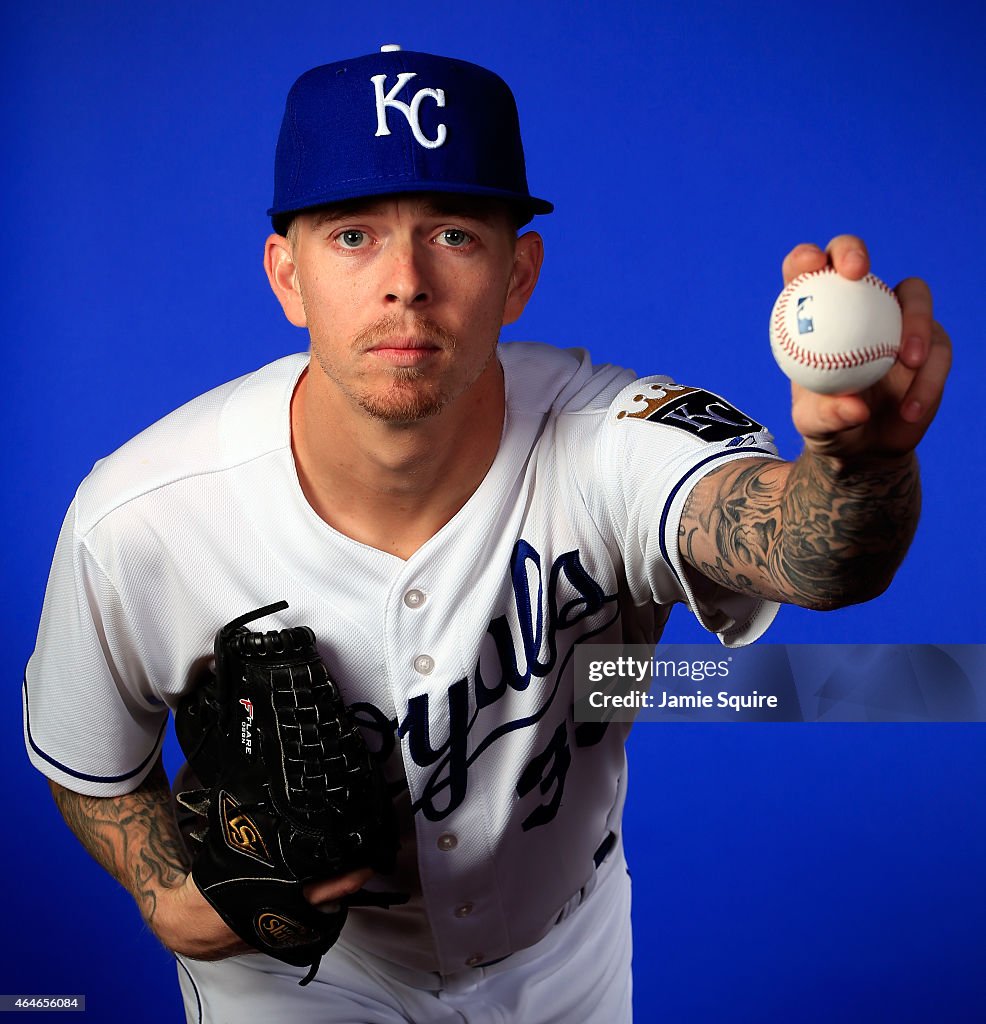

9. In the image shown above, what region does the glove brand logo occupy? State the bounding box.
[370,73,447,150]
[255,911,318,949]
[219,791,273,866]
[239,697,254,755]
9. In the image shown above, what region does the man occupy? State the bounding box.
[23,44,949,1023]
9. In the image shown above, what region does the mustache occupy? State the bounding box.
[353,315,458,351]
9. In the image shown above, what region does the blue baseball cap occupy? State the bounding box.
[268,44,553,232]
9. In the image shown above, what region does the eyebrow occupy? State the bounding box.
[416,197,505,223]
[307,195,508,230]
[308,202,380,230]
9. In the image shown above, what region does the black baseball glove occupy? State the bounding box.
[174,601,405,985]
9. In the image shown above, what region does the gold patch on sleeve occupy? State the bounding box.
[615,384,701,420]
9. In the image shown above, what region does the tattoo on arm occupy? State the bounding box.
[680,452,921,609]
[49,757,189,928]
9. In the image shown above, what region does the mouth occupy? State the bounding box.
[365,336,443,366]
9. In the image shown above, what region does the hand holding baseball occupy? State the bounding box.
[777,235,951,460]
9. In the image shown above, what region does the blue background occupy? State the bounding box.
[4,2,984,1020]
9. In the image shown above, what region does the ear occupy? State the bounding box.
[502,231,544,326]
[264,233,307,327]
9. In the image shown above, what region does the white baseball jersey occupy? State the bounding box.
[24,341,780,976]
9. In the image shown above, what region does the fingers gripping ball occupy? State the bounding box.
[174,601,406,985]
[769,267,902,394]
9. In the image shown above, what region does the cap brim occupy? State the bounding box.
[268,181,553,231]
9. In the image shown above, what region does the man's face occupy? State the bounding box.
[268,194,542,424]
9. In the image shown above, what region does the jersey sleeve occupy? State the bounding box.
[23,499,169,796]
[594,377,784,646]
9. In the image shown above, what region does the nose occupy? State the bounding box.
[383,237,431,307]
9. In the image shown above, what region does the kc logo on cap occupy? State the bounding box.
[268,44,553,232]
[372,72,447,149]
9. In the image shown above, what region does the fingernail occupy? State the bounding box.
[902,399,922,422]
[902,336,924,364]
[835,401,860,426]
[845,249,866,272]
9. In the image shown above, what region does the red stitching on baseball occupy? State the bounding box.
[771,312,898,370]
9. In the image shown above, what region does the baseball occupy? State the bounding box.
[769,267,902,394]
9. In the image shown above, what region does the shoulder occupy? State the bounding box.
[499,343,766,437]
[73,353,307,536]
[499,342,774,456]
[498,341,637,417]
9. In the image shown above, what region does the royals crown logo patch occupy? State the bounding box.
[616,383,762,443]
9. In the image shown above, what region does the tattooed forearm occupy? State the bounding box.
[680,451,921,610]
[49,756,189,929]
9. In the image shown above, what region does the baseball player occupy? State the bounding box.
[24,45,949,1023]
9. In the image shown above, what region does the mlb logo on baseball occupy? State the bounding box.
[796,296,815,334]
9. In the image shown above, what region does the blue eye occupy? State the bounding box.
[438,229,471,248]
[338,230,367,249]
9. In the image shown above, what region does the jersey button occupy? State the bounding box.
[454,902,474,917]
[436,832,458,852]
[413,654,434,675]
[403,589,426,608]
[465,954,485,967]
